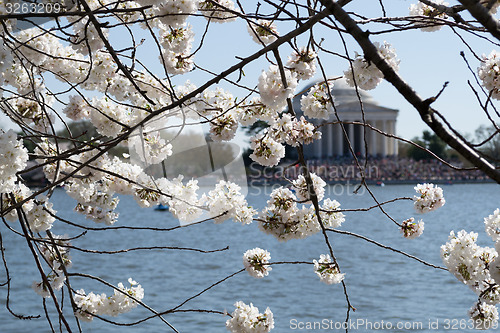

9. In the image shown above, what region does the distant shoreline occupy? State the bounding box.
[246,178,496,186]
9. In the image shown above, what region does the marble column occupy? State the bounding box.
[391,119,398,156]
[321,125,328,159]
[358,122,365,157]
[380,120,387,156]
[327,124,333,158]
[369,120,377,157]
[335,123,343,157]
[314,127,322,159]
[347,122,355,155]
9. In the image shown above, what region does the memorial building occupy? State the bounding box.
[293,79,399,159]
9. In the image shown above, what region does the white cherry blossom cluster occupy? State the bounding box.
[113,0,143,23]
[313,254,345,285]
[39,236,72,271]
[478,50,500,100]
[130,127,173,165]
[163,176,203,222]
[73,278,144,322]
[63,95,91,121]
[0,129,28,193]
[35,147,121,226]
[134,0,199,73]
[413,183,445,213]
[238,98,276,126]
[143,0,199,28]
[199,0,237,23]
[409,0,449,32]
[209,111,239,142]
[49,47,89,85]
[344,41,399,90]
[197,87,235,116]
[262,114,288,143]
[320,198,345,229]
[133,175,170,208]
[173,80,201,117]
[34,140,67,183]
[88,97,131,137]
[258,65,298,111]
[485,209,500,243]
[32,271,66,298]
[301,82,335,120]
[16,27,62,66]
[423,208,500,325]
[486,212,500,288]
[441,226,500,316]
[32,236,72,298]
[1,57,30,94]
[196,87,240,142]
[249,133,285,167]
[292,173,326,203]
[400,217,424,239]
[1,182,34,221]
[75,147,112,180]
[258,187,309,241]
[12,97,55,133]
[74,206,118,227]
[35,141,109,184]
[120,73,168,108]
[132,175,231,224]
[247,20,279,45]
[160,25,195,74]
[0,41,13,86]
[441,230,496,289]
[103,156,144,195]
[159,23,195,51]
[243,248,272,278]
[286,47,317,80]
[468,301,499,330]
[80,51,116,92]
[26,196,57,233]
[258,186,344,241]
[289,116,320,146]
[488,254,500,303]
[73,196,119,226]
[70,18,108,55]
[266,114,321,148]
[1,185,56,233]
[202,180,256,224]
[225,301,274,333]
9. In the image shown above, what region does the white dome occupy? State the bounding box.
[330,78,376,105]
[296,78,376,105]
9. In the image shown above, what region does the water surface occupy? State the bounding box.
[0,183,498,332]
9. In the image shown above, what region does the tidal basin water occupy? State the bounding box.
[0,183,499,332]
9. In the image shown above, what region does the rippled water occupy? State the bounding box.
[0,183,499,332]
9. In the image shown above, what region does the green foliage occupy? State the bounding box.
[55,120,127,157]
[243,120,269,135]
[57,120,100,142]
[407,130,448,161]
[475,124,500,163]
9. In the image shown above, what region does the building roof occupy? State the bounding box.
[330,78,376,105]
[293,78,398,117]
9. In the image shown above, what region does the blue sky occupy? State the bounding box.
[1,0,497,145]
[163,0,499,142]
